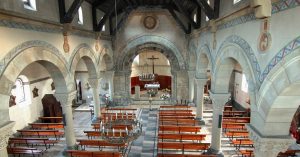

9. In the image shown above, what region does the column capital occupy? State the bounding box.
[55,90,77,107]
[88,78,100,88]
[209,91,230,106]
[247,124,295,156]
[0,121,15,150]
[195,78,208,86]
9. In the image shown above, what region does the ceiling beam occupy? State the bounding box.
[195,0,214,20]
[214,0,220,19]
[167,7,190,34]
[95,0,120,32]
[172,0,197,28]
[58,0,85,23]
[111,8,133,35]
[64,0,84,23]
[196,6,201,28]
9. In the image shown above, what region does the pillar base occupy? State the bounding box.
[62,144,79,155]
[195,117,205,125]
[205,148,224,157]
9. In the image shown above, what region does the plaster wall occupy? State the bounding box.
[9,62,54,131]
[115,9,187,63]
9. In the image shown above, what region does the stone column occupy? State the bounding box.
[105,71,115,98]
[135,86,140,99]
[55,91,77,149]
[194,78,207,121]
[247,124,295,157]
[89,78,101,120]
[188,70,195,103]
[208,91,230,154]
[0,121,15,157]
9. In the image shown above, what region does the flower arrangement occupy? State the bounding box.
[147,89,157,97]
[160,93,170,100]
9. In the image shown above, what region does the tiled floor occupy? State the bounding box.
[15,103,249,157]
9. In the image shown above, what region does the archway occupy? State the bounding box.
[114,39,186,105]
[210,43,257,153]
[130,47,172,102]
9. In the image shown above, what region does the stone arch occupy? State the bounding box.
[216,35,261,85]
[0,42,71,112]
[212,43,258,108]
[120,42,180,72]
[254,47,300,136]
[98,44,114,71]
[196,44,213,78]
[69,43,99,78]
[116,35,185,70]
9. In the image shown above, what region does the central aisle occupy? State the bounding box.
[127,108,158,157]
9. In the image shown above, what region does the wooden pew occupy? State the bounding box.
[8,137,58,149]
[39,117,63,123]
[159,110,193,113]
[91,123,133,131]
[84,131,128,139]
[76,139,126,150]
[157,154,216,157]
[159,119,199,126]
[158,133,206,142]
[7,147,44,157]
[29,123,64,130]
[224,130,249,140]
[224,106,233,111]
[222,117,250,123]
[159,116,195,119]
[239,150,254,157]
[231,139,254,150]
[158,142,210,154]
[277,149,300,157]
[159,113,195,117]
[159,126,201,133]
[222,123,247,132]
[160,105,191,109]
[105,108,137,112]
[223,111,247,117]
[67,150,121,157]
[17,130,64,139]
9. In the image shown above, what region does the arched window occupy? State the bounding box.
[11,75,32,106]
[241,74,248,93]
[15,78,25,103]
[22,0,37,11]
[78,6,83,24]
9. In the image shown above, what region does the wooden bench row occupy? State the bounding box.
[159,133,206,142]
[67,150,121,157]
[159,116,195,119]
[159,119,199,126]
[8,137,58,149]
[76,139,126,150]
[84,131,128,139]
[159,113,195,116]
[159,126,201,133]
[91,123,133,131]
[29,123,64,130]
[158,142,210,154]
[160,105,191,109]
[17,130,64,139]
[7,147,45,157]
[159,110,193,113]
[157,154,216,157]
[231,139,254,150]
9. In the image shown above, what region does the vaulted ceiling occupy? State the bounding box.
[58,0,220,34]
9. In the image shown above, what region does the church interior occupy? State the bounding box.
[0,0,299,157]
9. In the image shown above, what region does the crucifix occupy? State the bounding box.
[147,55,159,74]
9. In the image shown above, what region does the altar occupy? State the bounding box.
[144,83,160,97]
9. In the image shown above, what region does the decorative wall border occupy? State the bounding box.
[0,40,68,78]
[259,36,300,82]
[218,0,300,30]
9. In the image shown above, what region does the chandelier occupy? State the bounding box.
[99,111,143,144]
[139,73,155,81]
